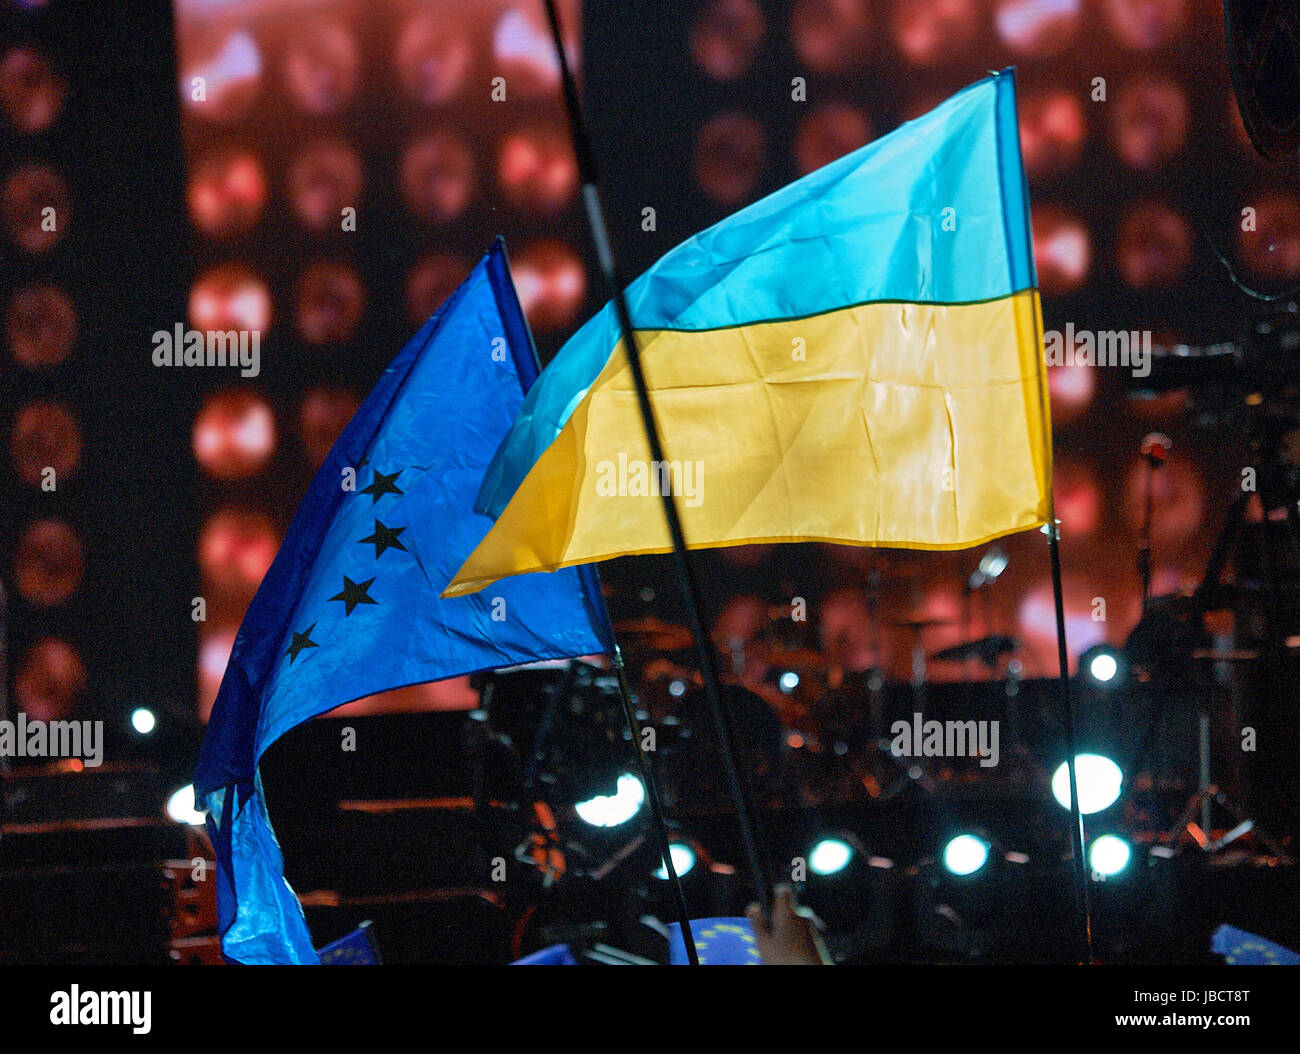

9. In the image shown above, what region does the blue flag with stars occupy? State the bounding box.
[668,918,762,965]
[194,240,612,964]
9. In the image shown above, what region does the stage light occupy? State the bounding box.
[10,399,81,486]
[6,283,77,368]
[653,842,697,880]
[14,518,84,607]
[1089,834,1132,877]
[779,670,800,693]
[192,389,276,480]
[1080,644,1123,686]
[3,163,70,253]
[809,837,854,875]
[1052,754,1123,815]
[942,834,989,876]
[1117,201,1193,289]
[694,112,766,207]
[131,708,157,735]
[574,772,645,828]
[400,129,476,223]
[166,785,206,826]
[14,637,85,721]
[691,0,765,82]
[1030,204,1091,295]
[288,139,363,232]
[0,46,66,135]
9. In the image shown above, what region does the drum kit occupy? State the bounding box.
[466,313,1300,855]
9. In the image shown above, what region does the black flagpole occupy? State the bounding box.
[1006,67,1095,961]
[593,578,701,966]
[540,0,775,914]
[497,235,700,965]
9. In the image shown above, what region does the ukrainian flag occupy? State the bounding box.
[445,70,1050,597]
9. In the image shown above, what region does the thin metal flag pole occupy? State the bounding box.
[597,592,702,967]
[1002,66,1093,965]
[499,232,700,965]
[540,0,775,913]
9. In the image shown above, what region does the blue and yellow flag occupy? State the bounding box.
[445,70,1049,597]
[194,240,611,964]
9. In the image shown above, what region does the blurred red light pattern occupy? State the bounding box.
[198,624,238,723]
[492,4,577,99]
[794,102,872,175]
[15,637,86,722]
[694,112,766,206]
[1017,89,1085,180]
[1051,457,1101,536]
[6,283,76,367]
[509,240,587,333]
[792,0,873,73]
[892,0,978,67]
[1102,0,1186,51]
[189,264,272,333]
[1111,75,1188,170]
[298,386,360,469]
[497,126,578,213]
[994,0,1080,57]
[1017,576,1126,674]
[1047,361,1095,425]
[691,0,765,82]
[192,389,276,480]
[1031,204,1091,295]
[188,150,268,237]
[296,259,366,345]
[2,162,70,253]
[401,129,477,223]
[1116,200,1192,288]
[0,46,65,134]
[14,518,84,607]
[333,678,479,717]
[287,139,363,232]
[10,399,81,485]
[282,19,359,115]
[405,251,473,328]
[198,508,279,599]
[178,28,262,122]
[817,588,877,671]
[1236,192,1300,283]
[395,11,473,105]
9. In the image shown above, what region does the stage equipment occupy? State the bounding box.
[1225,0,1300,167]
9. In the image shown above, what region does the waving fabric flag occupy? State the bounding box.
[445,70,1050,597]
[194,240,611,964]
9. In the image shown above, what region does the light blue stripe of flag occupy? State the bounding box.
[476,69,1034,521]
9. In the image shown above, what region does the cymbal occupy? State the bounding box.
[612,617,694,651]
[886,616,955,631]
[930,634,1020,667]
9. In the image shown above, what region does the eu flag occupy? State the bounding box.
[194,240,612,964]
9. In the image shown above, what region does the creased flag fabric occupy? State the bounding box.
[194,240,611,964]
[445,70,1049,597]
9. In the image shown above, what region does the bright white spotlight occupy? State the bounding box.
[809,837,853,875]
[654,842,697,880]
[165,785,206,826]
[574,773,645,828]
[1052,754,1123,814]
[1088,651,1118,683]
[131,707,157,734]
[1089,834,1132,877]
[779,671,800,693]
[943,834,989,876]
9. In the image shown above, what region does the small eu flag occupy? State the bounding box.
[1212,924,1300,964]
[668,918,762,965]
